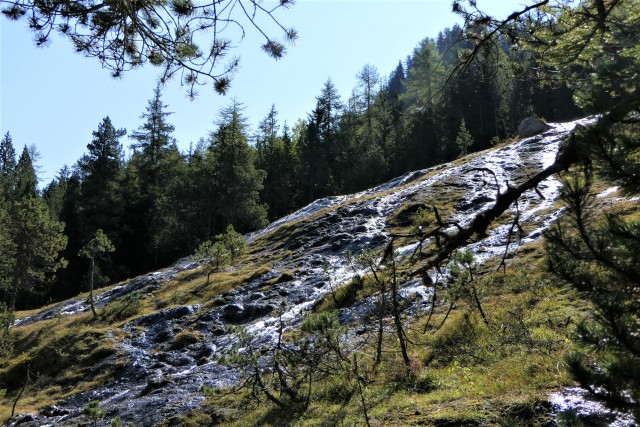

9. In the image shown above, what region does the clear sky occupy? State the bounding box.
[1,0,519,184]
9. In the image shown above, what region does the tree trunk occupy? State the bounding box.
[89,257,97,317]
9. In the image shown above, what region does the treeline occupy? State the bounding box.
[1,25,582,309]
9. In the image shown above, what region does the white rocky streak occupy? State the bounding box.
[549,387,636,426]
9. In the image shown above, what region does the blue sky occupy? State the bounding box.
[1,0,518,184]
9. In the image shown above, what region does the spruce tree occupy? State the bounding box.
[78,117,126,241]
[0,133,17,197]
[387,61,406,101]
[14,146,38,200]
[207,100,267,233]
[300,79,344,201]
[130,84,176,165]
[126,85,186,267]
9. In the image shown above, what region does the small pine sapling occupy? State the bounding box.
[79,229,115,317]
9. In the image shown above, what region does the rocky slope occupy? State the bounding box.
[6,117,633,426]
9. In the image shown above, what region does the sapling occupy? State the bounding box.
[78,229,115,317]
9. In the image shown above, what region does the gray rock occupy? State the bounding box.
[221,303,274,323]
[41,405,70,417]
[518,115,550,138]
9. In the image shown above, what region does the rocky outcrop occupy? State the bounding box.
[518,115,550,138]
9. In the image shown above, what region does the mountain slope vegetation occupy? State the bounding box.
[2,118,637,426]
[1,0,639,425]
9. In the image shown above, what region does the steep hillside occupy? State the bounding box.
[2,118,636,426]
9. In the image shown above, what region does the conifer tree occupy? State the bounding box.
[5,197,67,308]
[403,39,445,115]
[455,118,473,157]
[208,100,267,233]
[14,146,38,200]
[300,79,344,201]
[539,1,640,413]
[0,133,17,197]
[126,85,186,267]
[387,61,406,101]
[79,117,126,241]
[130,84,176,166]
[454,0,640,415]
[2,0,297,96]
[256,105,294,219]
[355,64,381,143]
[79,229,115,317]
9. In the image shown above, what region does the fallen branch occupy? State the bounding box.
[407,99,636,279]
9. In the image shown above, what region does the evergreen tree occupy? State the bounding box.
[125,85,186,268]
[130,84,177,165]
[78,229,115,317]
[207,100,267,233]
[386,61,406,101]
[538,1,640,414]
[0,133,17,197]
[299,79,344,201]
[256,106,299,219]
[453,0,640,416]
[5,197,67,308]
[2,0,297,95]
[0,193,15,306]
[14,146,38,200]
[78,117,126,241]
[455,118,473,157]
[44,167,84,302]
[402,39,446,168]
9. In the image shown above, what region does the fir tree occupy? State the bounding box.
[130,84,176,165]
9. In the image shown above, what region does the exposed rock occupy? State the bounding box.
[41,405,70,417]
[142,371,173,395]
[221,303,274,323]
[518,115,550,138]
[456,195,495,212]
[12,414,36,425]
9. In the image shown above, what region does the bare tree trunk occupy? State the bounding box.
[89,257,97,318]
[389,259,411,368]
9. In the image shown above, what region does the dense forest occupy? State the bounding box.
[0,24,582,309]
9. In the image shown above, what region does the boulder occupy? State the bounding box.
[41,405,70,417]
[221,303,274,323]
[518,115,550,138]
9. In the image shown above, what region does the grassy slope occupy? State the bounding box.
[1,151,633,425]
